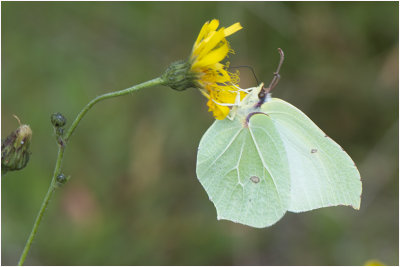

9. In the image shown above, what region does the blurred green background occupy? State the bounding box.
[2,2,398,265]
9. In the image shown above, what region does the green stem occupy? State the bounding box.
[17,145,64,266]
[65,76,165,142]
[17,76,165,265]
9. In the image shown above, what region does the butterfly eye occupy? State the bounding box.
[258,91,266,99]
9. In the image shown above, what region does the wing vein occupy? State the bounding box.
[201,127,243,191]
[248,126,284,210]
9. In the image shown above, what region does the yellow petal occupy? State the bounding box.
[192,43,230,68]
[193,30,225,61]
[224,22,243,37]
[206,69,231,83]
[207,100,230,120]
[194,19,219,48]
[199,88,210,99]
[214,89,237,103]
[193,21,209,48]
[215,106,230,120]
[197,29,226,58]
[202,75,229,84]
[210,73,230,83]
[213,62,225,70]
[192,32,218,59]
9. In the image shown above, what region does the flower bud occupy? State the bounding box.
[56,173,68,187]
[2,122,32,174]
[161,60,196,91]
[51,112,67,128]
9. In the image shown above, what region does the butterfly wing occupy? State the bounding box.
[196,115,291,228]
[260,98,362,212]
[196,86,361,228]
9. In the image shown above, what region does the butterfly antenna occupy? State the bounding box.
[229,65,259,85]
[257,48,285,105]
[265,48,284,94]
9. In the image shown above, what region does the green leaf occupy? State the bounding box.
[196,85,362,228]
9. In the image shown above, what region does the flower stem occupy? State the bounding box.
[17,76,165,265]
[18,145,64,266]
[65,76,165,142]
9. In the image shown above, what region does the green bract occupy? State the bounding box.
[196,84,362,228]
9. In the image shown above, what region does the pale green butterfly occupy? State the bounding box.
[196,49,362,228]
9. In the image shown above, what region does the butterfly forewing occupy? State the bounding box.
[261,98,362,212]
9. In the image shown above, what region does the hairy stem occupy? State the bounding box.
[17,76,165,265]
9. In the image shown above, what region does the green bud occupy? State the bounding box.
[161,60,197,91]
[51,112,66,128]
[56,173,68,187]
[2,122,32,174]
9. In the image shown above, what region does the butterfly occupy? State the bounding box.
[196,49,362,228]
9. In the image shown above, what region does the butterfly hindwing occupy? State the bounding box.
[196,112,290,228]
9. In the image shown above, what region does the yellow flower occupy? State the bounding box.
[161,19,245,119]
[190,19,245,120]
[365,259,385,266]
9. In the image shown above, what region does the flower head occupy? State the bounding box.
[162,19,245,120]
[1,116,32,174]
[190,19,244,119]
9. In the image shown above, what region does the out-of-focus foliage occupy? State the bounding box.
[2,2,398,265]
